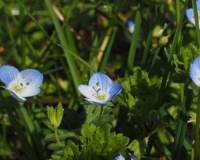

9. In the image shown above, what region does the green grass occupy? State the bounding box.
[0,0,199,160]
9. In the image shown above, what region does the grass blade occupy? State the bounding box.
[99,27,117,71]
[127,11,141,69]
[173,84,187,160]
[142,30,152,66]
[192,0,200,48]
[96,28,112,69]
[45,0,80,90]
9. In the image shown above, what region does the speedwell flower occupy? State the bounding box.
[186,0,200,26]
[78,72,122,105]
[128,152,137,160]
[190,55,200,86]
[113,153,137,160]
[0,65,43,102]
[125,20,135,34]
[113,154,125,160]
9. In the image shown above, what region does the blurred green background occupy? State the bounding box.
[0,0,199,159]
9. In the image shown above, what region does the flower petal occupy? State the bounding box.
[197,0,200,10]
[78,85,94,99]
[108,83,122,100]
[186,8,195,25]
[113,154,125,160]
[126,20,135,33]
[18,87,40,98]
[19,69,43,87]
[128,153,137,160]
[0,65,19,86]
[78,85,109,104]
[89,72,112,92]
[6,69,43,98]
[6,88,26,102]
[85,98,108,105]
[185,8,200,26]
[190,55,200,86]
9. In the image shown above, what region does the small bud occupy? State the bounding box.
[56,103,64,127]
[11,8,20,16]
[47,103,64,128]
[152,25,164,38]
[159,35,169,45]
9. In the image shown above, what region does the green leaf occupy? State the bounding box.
[128,11,141,69]
[56,103,64,128]
[80,124,129,159]
[47,106,57,128]
[47,103,64,128]
[128,140,145,159]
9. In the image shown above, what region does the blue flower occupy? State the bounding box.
[78,72,122,105]
[0,65,43,102]
[186,0,200,26]
[113,153,137,160]
[128,152,137,160]
[113,154,125,160]
[190,55,200,86]
[125,20,135,33]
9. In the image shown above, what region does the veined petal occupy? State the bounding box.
[78,85,94,100]
[18,87,40,98]
[6,88,26,102]
[19,69,43,88]
[186,8,195,25]
[78,85,109,104]
[89,72,112,92]
[190,55,200,86]
[0,65,19,86]
[108,83,122,100]
[6,68,43,100]
[7,75,41,98]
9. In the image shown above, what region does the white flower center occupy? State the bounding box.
[8,79,31,94]
[9,81,24,93]
[91,82,108,101]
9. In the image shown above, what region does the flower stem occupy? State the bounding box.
[54,128,60,144]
